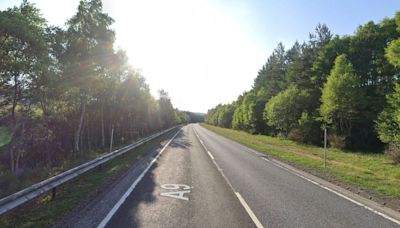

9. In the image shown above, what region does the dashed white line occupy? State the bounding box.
[193,127,264,228]
[235,192,264,228]
[207,151,215,160]
[97,129,181,228]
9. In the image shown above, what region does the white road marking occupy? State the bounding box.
[160,184,192,201]
[207,151,215,160]
[193,126,264,228]
[161,184,191,190]
[97,129,181,228]
[160,190,191,201]
[235,192,264,228]
[260,157,400,226]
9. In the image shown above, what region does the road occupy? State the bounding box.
[101,124,399,228]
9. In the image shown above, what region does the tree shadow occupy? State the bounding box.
[105,153,159,227]
[105,130,188,227]
[169,130,191,150]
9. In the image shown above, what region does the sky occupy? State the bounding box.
[1,0,400,113]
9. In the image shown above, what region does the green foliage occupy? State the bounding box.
[253,43,287,99]
[0,127,12,147]
[320,54,361,125]
[205,103,235,128]
[231,91,267,133]
[0,0,187,176]
[158,90,178,128]
[320,54,364,149]
[376,83,400,144]
[386,39,400,67]
[207,13,400,152]
[385,12,400,68]
[376,83,400,162]
[264,85,311,135]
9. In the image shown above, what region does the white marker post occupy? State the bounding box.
[324,128,327,168]
[109,125,114,153]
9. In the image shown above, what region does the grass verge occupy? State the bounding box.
[202,124,400,199]
[0,129,177,227]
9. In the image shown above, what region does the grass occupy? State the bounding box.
[0,130,176,227]
[202,124,400,198]
[0,127,12,147]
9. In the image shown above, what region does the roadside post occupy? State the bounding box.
[109,125,114,153]
[324,127,327,168]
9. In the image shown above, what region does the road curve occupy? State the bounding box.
[102,124,399,227]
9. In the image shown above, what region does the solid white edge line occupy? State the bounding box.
[193,127,264,228]
[235,192,264,228]
[207,151,215,160]
[260,157,400,226]
[97,129,181,228]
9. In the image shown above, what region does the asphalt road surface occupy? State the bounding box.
[103,124,399,228]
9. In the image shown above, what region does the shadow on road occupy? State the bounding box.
[169,130,192,150]
[106,129,188,228]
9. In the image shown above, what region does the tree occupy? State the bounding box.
[62,0,115,152]
[376,12,400,162]
[0,0,187,178]
[320,54,362,147]
[376,83,400,162]
[0,0,49,173]
[386,12,400,68]
[386,39,400,67]
[158,90,177,128]
[217,104,235,128]
[264,85,311,135]
[253,43,287,99]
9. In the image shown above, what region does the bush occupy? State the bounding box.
[328,134,346,149]
[386,144,400,163]
[288,128,306,143]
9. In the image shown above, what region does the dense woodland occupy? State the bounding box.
[0,0,203,179]
[206,12,400,162]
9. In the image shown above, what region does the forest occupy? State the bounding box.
[0,0,203,184]
[206,12,400,163]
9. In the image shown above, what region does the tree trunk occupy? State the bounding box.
[10,146,15,174]
[80,115,86,151]
[10,122,25,175]
[101,103,105,148]
[74,100,86,152]
[11,74,18,122]
[87,116,91,151]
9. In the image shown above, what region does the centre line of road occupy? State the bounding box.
[260,157,400,226]
[97,129,181,228]
[235,192,264,228]
[193,127,264,228]
[207,151,215,160]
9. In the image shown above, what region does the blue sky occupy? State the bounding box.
[1,0,400,112]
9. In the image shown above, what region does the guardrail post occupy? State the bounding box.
[51,187,56,201]
[109,125,114,153]
[0,125,179,215]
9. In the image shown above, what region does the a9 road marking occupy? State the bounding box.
[160,184,192,201]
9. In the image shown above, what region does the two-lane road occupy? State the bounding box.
[104,125,254,228]
[101,124,399,227]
